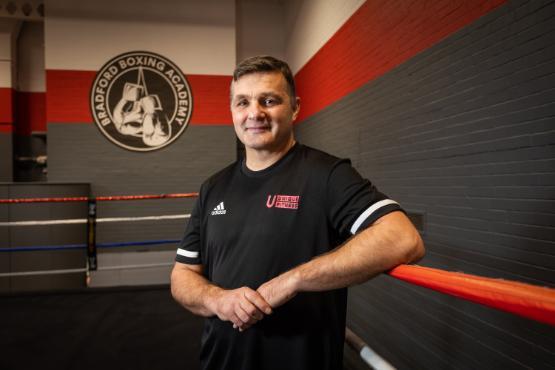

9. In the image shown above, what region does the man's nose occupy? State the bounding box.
[247,103,265,120]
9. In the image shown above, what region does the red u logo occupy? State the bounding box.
[266,195,276,208]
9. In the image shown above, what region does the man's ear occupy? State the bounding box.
[292,97,301,121]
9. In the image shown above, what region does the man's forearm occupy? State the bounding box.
[170,265,221,317]
[296,212,423,291]
[258,211,425,307]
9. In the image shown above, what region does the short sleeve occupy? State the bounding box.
[175,196,202,265]
[326,159,403,238]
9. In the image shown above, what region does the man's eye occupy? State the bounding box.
[263,98,276,106]
[236,100,248,107]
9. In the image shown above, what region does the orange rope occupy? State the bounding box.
[388,265,555,326]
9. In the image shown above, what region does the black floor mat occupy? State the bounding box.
[0,285,204,370]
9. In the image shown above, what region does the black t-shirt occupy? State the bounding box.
[176,143,402,370]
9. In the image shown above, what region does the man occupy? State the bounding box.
[171,56,425,370]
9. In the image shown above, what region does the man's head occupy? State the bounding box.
[232,56,297,109]
[230,56,300,156]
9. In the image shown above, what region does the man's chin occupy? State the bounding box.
[241,134,293,152]
[244,142,271,151]
[242,136,272,150]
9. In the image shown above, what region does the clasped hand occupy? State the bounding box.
[211,272,298,332]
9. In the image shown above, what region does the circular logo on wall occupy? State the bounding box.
[90,51,193,151]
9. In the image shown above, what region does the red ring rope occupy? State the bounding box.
[0,193,199,204]
[388,265,555,326]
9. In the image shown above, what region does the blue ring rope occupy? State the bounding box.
[0,239,181,252]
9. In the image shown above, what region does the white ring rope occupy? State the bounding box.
[0,263,175,278]
[97,214,190,223]
[0,268,88,277]
[96,262,174,271]
[360,346,396,370]
[0,214,191,227]
[1,219,86,227]
[1,211,186,279]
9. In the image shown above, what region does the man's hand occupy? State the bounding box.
[257,270,299,308]
[207,286,273,331]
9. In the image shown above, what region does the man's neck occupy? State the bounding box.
[244,139,296,172]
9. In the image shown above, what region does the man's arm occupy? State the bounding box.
[257,211,425,307]
[170,263,273,330]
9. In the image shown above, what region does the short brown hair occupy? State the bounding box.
[232,55,297,103]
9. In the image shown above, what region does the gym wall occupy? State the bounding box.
[45,0,237,286]
[14,21,46,181]
[292,0,554,369]
[0,20,17,181]
[236,0,288,62]
[3,0,553,367]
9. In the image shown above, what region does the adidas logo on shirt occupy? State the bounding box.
[211,201,227,215]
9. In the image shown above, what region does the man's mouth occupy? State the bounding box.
[245,125,270,133]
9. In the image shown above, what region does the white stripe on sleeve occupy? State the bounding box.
[350,199,400,235]
[177,248,199,259]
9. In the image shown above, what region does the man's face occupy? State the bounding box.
[231,72,300,153]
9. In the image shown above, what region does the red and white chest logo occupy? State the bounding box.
[266,194,300,210]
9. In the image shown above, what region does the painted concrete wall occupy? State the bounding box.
[284,0,365,74]
[293,0,554,368]
[44,0,237,286]
[236,0,286,62]
[5,1,554,367]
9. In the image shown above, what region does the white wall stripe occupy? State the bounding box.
[350,199,400,235]
[177,248,199,258]
[45,0,235,73]
[0,61,12,88]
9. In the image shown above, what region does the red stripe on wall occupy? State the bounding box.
[16,91,46,135]
[0,125,13,133]
[0,88,14,125]
[46,70,94,123]
[187,75,233,125]
[294,0,507,123]
[46,70,232,125]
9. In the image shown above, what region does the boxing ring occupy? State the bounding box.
[1,192,554,369]
[0,193,196,281]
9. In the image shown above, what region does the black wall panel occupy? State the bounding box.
[13,134,47,181]
[0,133,12,181]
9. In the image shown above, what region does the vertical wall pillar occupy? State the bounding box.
[14,21,46,181]
[0,20,21,181]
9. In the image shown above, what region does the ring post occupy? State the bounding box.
[87,199,98,271]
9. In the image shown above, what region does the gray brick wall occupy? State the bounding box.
[296,0,554,369]
[48,124,236,254]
